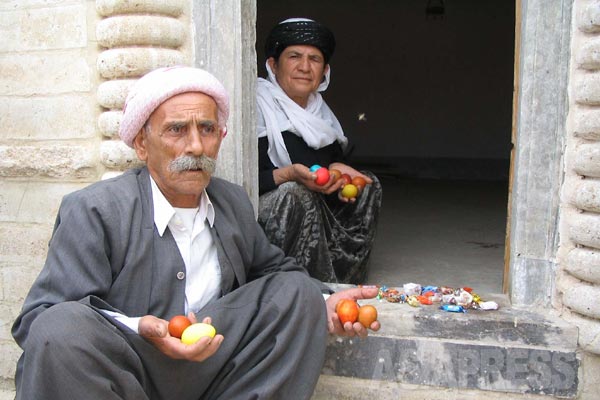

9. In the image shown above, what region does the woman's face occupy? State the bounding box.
[268,44,329,108]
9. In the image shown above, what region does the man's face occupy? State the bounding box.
[268,44,328,108]
[133,92,223,208]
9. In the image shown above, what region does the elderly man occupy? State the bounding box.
[12,66,379,400]
[257,18,383,284]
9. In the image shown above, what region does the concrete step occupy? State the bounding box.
[2,292,579,399]
[316,288,579,398]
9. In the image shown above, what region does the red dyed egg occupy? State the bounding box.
[315,167,330,186]
[168,315,192,339]
[340,174,352,186]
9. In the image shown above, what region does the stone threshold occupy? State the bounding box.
[322,284,579,398]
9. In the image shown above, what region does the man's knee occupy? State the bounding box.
[27,302,106,350]
[271,271,326,319]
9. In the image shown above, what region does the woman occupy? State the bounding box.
[256,18,383,283]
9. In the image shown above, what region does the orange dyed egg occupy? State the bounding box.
[336,299,360,325]
[329,169,342,183]
[351,176,367,189]
[358,305,378,328]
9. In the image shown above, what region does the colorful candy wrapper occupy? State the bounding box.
[422,285,438,293]
[407,295,420,307]
[441,294,453,303]
[403,283,422,296]
[440,304,466,313]
[451,289,473,306]
[429,292,443,302]
[479,301,499,310]
[440,286,454,295]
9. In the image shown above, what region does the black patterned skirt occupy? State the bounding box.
[257,171,383,284]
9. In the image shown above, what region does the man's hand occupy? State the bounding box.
[325,287,381,338]
[138,312,223,362]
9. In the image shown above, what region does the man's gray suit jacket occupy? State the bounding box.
[12,167,310,348]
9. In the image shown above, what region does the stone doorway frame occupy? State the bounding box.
[191,1,260,213]
[506,0,571,306]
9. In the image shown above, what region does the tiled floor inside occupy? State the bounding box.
[367,175,509,295]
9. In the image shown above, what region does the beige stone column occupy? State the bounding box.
[96,0,190,177]
[558,0,600,358]
[95,0,258,208]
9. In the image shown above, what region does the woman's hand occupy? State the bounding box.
[138,312,223,362]
[328,162,373,184]
[325,287,381,338]
[329,162,372,202]
[274,164,344,195]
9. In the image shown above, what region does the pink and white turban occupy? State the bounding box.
[119,66,230,148]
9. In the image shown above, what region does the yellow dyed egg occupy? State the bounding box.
[180,323,216,345]
[341,183,358,199]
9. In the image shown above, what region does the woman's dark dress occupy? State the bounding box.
[257,131,382,284]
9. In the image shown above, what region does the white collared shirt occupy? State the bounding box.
[102,176,221,333]
[151,177,221,315]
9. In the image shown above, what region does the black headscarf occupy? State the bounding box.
[265,18,336,64]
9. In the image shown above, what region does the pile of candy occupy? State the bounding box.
[370,283,499,313]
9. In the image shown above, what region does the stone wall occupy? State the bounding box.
[96,0,190,178]
[558,0,600,357]
[0,0,102,395]
[0,0,193,395]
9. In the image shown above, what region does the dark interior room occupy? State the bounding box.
[256,0,516,293]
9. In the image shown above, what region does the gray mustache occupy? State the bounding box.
[168,155,217,174]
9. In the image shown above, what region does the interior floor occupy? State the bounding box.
[367,175,508,295]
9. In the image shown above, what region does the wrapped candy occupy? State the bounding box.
[367,281,499,312]
[386,293,402,303]
[403,283,422,296]
[380,287,404,303]
[440,286,454,295]
[407,295,420,307]
[429,292,443,303]
[442,294,456,304]
[440,304,466,313]
[455,289,473,306]
[479,301,499,310]
[422,285,438,294]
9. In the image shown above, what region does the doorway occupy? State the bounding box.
[256,0,515,294]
